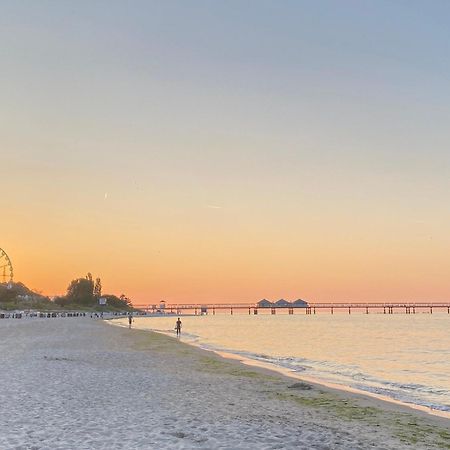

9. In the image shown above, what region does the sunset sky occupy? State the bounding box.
[2,1,450,304]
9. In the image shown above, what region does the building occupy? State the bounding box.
[292,298,308,308]
[275,299,291,307]
[257,299,273,308]
[257,298,309,308]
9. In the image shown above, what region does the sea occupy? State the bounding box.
[119,312,450,416]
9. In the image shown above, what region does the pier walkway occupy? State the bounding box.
[133,302,450,315]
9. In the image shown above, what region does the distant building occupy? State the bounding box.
[257,298,309,308]
[292,298,308,308]
[257,299,273,308]
[275,299,291,307]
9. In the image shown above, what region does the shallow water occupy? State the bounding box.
[123,313,450,415]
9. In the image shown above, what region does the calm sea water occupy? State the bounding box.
[119,313,450,415]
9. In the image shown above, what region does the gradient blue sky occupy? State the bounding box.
[2,1,450,302]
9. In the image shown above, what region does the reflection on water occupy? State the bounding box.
[117,313,450,414]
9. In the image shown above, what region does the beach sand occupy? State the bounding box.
[1,318,449,449]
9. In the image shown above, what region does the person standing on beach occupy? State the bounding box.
[175,317,182,336]
[128,314,133,329]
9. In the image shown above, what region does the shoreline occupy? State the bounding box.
[109,318,450,424]
[215,350,450,422]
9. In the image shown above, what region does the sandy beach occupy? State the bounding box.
[1,318,449,449]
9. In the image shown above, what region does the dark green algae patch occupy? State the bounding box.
[197,355,279,380]
[273,388,450,449]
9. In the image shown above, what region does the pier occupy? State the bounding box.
[133,302,450,315]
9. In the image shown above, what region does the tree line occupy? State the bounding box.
[54,273,132,309]
[0,273,132,310]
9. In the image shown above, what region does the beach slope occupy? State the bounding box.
[0,318,449,449]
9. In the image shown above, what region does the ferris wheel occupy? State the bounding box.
[0,248,13,284]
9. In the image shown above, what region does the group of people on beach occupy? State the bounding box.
[127,314,182,337]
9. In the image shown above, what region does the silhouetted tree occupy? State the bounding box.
[66,276,95,305]
[53,296,69,307]
[0,285,18,303]
[93,278,102,299]
[0,282,48,304]
[49,273,132,310]
[100,294,132,308]
[120,294,132,307]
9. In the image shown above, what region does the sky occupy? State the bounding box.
[2,1,450,304]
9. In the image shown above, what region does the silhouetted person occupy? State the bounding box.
[175,317,182,336]
[128,314,133,329]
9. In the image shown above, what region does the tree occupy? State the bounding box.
[66,276,95,305]
[0,285,18,303]
[0,282,48,304]
[93,278,102,299]
[120,294,132,307]
[53,273,133,310]
[100,294,132,309]
[54,296,69,307]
